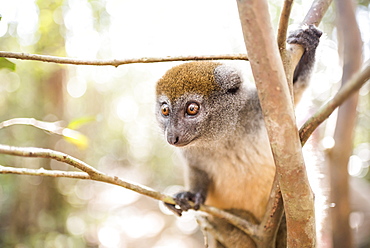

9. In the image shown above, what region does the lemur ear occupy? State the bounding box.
[214,65,243,93]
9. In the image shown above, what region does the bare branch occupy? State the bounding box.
[0,118,82,138]
[0,144,175,203]
[259,175,284,246]
[0,51,248,67]
[300,61,370,146]
[281,0,333,94]
[277,0,294,50]
[303,0,333,26]
[258,1,333,245]
[0,165,90,179]
[237,0,316,246]
[278,0,331,91]
[201,205,259,241]
[0,143,259,239]
[0,144,100,176]
[276,0,299,101]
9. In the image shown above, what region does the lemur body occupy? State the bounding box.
[156,25,322,221]
[183,114,275,220]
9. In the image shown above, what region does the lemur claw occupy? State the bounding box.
[165,191,206,216]
[287,25,322,52]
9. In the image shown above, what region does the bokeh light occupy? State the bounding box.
[0,0,369,247]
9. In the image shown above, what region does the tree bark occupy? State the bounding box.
[236,0,316,247]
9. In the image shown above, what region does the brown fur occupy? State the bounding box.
[156,61,222,102]
[156,25,321,247]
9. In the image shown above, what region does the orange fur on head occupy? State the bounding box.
[156,61,222,102]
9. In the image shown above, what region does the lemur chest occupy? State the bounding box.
[199,135,275,220]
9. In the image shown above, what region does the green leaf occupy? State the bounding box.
[67,116,96,130]
[64,116,95,149]
[63,129,89,150]
[0,58,16,71]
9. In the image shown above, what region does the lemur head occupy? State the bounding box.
[156,61,248,147]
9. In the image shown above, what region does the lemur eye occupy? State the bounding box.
[161,103,170,116]
[186,102,200,116]
[227,87,239,94]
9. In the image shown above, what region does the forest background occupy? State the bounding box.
[0,0,369,247]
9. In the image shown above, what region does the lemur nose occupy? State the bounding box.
[167,135,179,145]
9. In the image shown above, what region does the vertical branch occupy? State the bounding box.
[236,0,315,247]
[277,0,294,50]
[303,0,333,26]
[329,0,362,247]
[259,174,284,247]
[280,0,333,96]
[278,0,295,98]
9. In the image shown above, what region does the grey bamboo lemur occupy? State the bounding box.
[156,25,322,221]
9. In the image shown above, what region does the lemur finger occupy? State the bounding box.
[165,203,183,217]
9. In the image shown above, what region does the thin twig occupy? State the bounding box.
[0,118,80,137]
[201,205,259,240]
[299,61,370,146]
[259,174,284,246]
[0,144,171,202]
[0,118,63,133]
[282,0,334,90]
[0,165,90,179]
[277,0,294,50]
[0,144,100,176]
[0,51,249,67]
[277,0,295,106]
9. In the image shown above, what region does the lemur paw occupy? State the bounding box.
[165,191,205,216]
[287,25,322,52]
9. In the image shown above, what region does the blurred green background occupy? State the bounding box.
[0,0,369,247]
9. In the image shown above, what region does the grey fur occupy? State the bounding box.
[156,63,275,219]
[288,25,322,102]
[155,26,321,223]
